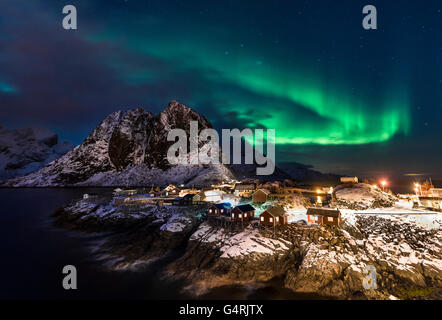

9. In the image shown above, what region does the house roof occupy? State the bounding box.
[307,208,341,218]
[213,203,232,210]
[234,204,255,212]
[263,206,286,217]
[255,188,271,195]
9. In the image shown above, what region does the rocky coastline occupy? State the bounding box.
[53,196,442,300]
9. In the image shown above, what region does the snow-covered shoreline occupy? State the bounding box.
[52,188,442,300]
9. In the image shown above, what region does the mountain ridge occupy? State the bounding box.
[2,101,233,187]
[0,125,74,181]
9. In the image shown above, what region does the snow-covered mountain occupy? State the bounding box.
[3,101,234,187]
[0,125,74,181]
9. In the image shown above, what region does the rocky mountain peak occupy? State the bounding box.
[109,108,154,170]
[84,110,123,145]
[159,100,212,130]
[3,101,234,186]
[164,100,193,114]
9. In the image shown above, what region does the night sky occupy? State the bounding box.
[1,0,442,178]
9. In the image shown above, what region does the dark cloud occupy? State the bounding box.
[0,0,220,140]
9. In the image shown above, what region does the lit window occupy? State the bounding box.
[244,213,247,217]
[270,218,273,223]
[276,217,279,222]
[260,217,264,221]
[328,217,334,222]
[209,209,212,213]
[221,209,224,213]
[239,214,242,218]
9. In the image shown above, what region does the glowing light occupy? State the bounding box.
[380,180,388,192]
[414,183,422,195]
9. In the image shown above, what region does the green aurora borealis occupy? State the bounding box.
[89,20,411,146]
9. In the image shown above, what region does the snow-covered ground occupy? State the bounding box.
[191,222,291,258]
[286,208,308,224]
[284,198,441,230]
[340,199,441,230]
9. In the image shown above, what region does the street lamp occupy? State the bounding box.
[381,180,387,192]
[414,183,421,196]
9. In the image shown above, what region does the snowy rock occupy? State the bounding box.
[53,199,201,270]
[334,183,395,209]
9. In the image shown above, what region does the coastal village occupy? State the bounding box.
[64,177,442,300]
[109,177,442,231]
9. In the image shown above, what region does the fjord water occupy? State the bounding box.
[0,188,318,300]
[0,188,190,300]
